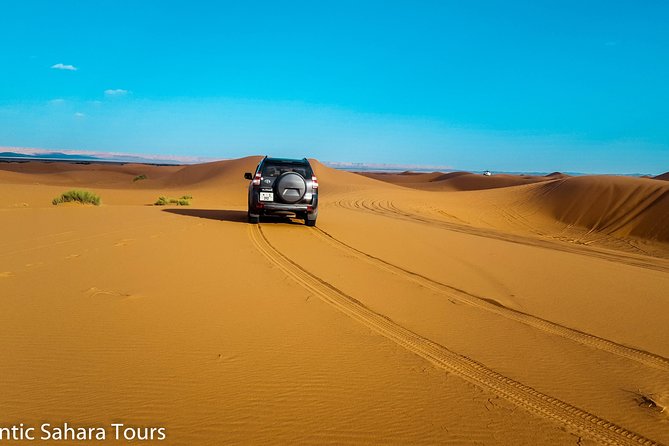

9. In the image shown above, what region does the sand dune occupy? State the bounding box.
[0,160,181,180]
[654,172,669,181]
[360,170,553,191]
[527,175,669,243]
[356,169,669,246]
[545,171,570,179]
[1,158,668,445]
[361,171,446,184]
[160,156,261,189]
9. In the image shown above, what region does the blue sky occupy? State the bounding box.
[1,0,667,173]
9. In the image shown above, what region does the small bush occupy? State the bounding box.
[133,174,148,182]
[53,190,101,206]
[154,196,169,206]
[154,195,191,206]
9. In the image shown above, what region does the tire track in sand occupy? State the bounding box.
[309,227,669,372]
[334,199,669,273]
[249,224,661,446]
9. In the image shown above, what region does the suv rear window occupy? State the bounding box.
[261,161,312,178]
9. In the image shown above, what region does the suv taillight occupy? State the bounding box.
[252,173,262,186]
[311,176,318,189]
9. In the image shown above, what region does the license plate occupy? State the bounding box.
[259,192,274,202]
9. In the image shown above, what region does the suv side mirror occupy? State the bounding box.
[244,172,253,180]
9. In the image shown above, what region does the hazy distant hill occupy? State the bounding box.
[0,151,101,161]
[0,151,185,165]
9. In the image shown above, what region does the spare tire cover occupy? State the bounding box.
[274,172,307,203]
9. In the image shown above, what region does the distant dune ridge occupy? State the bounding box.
[0,157,667,247]
[360,171,554,191]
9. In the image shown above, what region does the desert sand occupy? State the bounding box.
[1,157,668,445]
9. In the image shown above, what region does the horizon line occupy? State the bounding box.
[0,146,662,177]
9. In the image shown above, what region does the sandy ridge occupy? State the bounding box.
[529,176,669,243]
[310,227,669,371]
[354,172,669,245]
[358,171,553,191]
[249,224,661,446]
[334,199,669,272]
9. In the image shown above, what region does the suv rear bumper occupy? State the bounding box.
[249,195,318,216]
[258,202,310,212]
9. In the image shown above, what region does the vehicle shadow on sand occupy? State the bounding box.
[162,208,248,223]
[162,208,304,225]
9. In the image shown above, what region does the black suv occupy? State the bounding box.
[244,157,319,226]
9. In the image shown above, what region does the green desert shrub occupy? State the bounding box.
[133,174,148,182]
[154,195,191,206]
[52,190,101,206]
[154,196,169,206]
